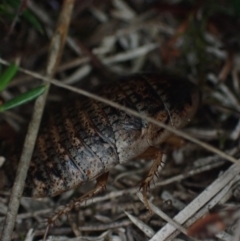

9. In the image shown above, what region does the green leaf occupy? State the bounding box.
[0,4,13,18]
[0,85,46,112]
[233,0,240,16]
[22,9,44,34]
[0,63,18,92]
[1,0,43,34]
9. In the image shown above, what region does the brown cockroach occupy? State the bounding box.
[1,73,199,234]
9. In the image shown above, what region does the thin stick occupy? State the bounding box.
[0,1,75,240]
[149,163,240,241]
[0,57,238,166]
[137,193,189,236]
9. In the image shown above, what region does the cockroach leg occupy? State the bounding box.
[43,172,109,241]
[140,151,163,213]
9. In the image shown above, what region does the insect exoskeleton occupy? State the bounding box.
[20,73,199,199]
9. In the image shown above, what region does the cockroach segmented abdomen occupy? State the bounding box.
[2,73,199,198]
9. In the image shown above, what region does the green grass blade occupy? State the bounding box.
[0,85,46,112]
[233,0,240,16]
[0,63,18,92]
[22,9,44,34]
[1,0,43,34]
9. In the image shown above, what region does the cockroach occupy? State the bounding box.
[1,73,199,236]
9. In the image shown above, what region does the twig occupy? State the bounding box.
[149,163,240,241]
[5,0,29,40]
[28,0,82,56]
[0,1,75,240]
[137,193,188,237]
[124,210,155,238]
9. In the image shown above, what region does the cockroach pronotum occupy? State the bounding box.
[0,73,199,236]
